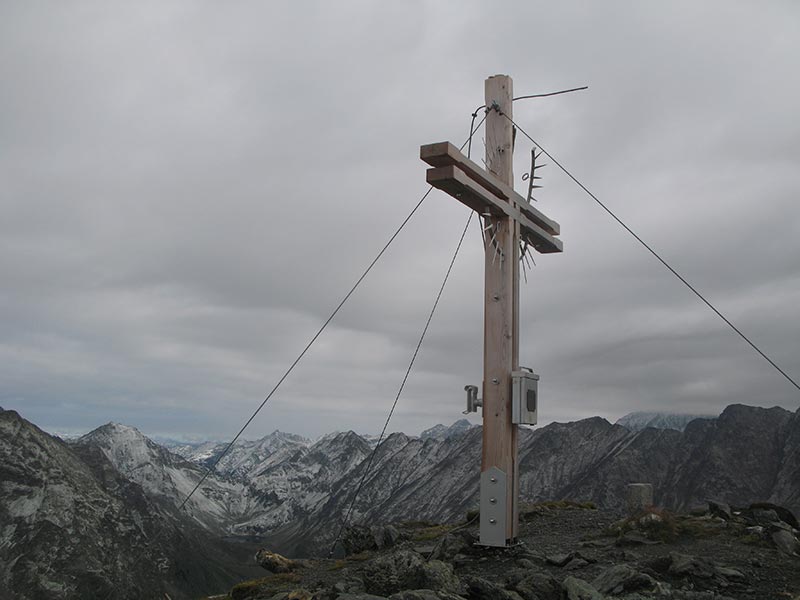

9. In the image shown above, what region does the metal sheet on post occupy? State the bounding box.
[480,466,507,547]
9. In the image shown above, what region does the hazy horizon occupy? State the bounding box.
[10,404,748,445]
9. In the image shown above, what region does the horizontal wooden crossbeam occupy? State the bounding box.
[426,165,563,254]
[420,141,560,236]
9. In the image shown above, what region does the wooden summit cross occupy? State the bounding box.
[420,74,563,547]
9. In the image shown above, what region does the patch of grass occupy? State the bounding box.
[519,499,597,521]
[641,510,679,543]
[607,508,725,543]
[674,517,722,540]
[607,507,678,542]
[523,499,597,512]
[411,524,454,541]
[327,559,348,571]
[347,551,372,562]
[327,551,372,571]
[230,573,302,600]
[401,520,438,528]
[740,533,770,547]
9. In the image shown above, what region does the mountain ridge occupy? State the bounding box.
[0,408,263,599]
[255,404,800,556]
[615,410,717,432]
[3,403,800,597]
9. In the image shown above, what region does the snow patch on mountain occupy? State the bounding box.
[232,430,372,535]
[615,411,717,432]
[75,422,266,532]
[0,408,266,598]
[420,419,476,440]
[168,430,310,478]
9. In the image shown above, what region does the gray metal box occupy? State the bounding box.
[511,370,539,425]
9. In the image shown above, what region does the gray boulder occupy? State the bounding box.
[751,508,780,525]
[387,592,437,600]
[615,531,661,546]
[545,553,572,567]
[591,564,655,595]
[561,577,603,600]
[333,579,368,595]
[545,551,594,568]
[361,550,462,597]
[362,550,421,596]
[463,576,523,600]
[509,572,561,600]
[706,499,732,520]
[667,552,744,583]
[429,532,470,561]
[388,591,465,600]
[772,529,800,555]
[668,552,715,579]
[343,525,405,555]
[418,561,462,595]
[749,502,799,529]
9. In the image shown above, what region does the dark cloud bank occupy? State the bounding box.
[1,1,798,439]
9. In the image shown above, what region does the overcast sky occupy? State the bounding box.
[1,1,798,441]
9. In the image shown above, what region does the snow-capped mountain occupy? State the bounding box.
[167,430,310,477]
[211,430,310,477]
[6,406,800,595]
[0,409,262,599]
[75,423,266,532]
[94,423,373,537]
[615,411,716,432]
[260,405,800,556]
[420,418,476,440]
[233,430,372,534]
[166,439,224,463]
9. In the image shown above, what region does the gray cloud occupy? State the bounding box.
[1,1,798,440]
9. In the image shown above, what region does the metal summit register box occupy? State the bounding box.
[511,369,539,425]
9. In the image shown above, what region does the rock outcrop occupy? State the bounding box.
[0,408,263,599]
[227,502,800,599]
[75,422,267,533]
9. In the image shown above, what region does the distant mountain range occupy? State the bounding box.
[77,422,268,533]
[614,411,716,432]
[2,404,800,598]
[419,418,477,440]
[0,410,264,600]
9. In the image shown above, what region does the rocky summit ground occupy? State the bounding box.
[215,501,800,600]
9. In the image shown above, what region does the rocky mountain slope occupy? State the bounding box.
[3,402,800,597]
[254,405,800,556]
[168,429,310,477]
[226,501,800,600]
[75,422,267,532]
[0,409,263,600]
[232,431,373,535]
[420,418,477,440]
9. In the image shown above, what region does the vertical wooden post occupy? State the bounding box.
[481,74,519,543]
